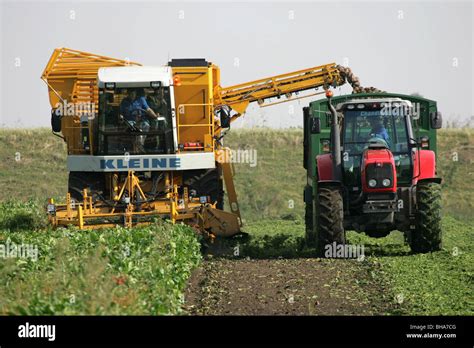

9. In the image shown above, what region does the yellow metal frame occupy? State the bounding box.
[217,148,242,226]
[215,63,343,116]
[50,171,203,229]
[171,65,216,153]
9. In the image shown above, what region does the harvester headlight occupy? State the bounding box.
[368,179,377,188]
[382,179,391,187]
[199,196,208,204]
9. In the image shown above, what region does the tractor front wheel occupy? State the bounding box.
[409,181,442,253]
[316,185,345,257]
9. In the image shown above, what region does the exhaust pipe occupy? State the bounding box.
[326,90,342,182]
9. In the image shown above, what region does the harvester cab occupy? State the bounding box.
[97,66,176,156]
[304,93,443,255]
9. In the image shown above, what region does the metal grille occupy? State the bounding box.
[365,163,393,188]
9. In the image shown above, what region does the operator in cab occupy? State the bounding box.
[119,88,159,151]
[119,88,158,128]
[368,116,391,147]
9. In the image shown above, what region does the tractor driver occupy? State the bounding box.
[368,116,391,147]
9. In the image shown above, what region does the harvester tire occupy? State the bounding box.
[68,172,105,203]
[316,185,345,257]
[410,181,442,253]
[184,168,224,210]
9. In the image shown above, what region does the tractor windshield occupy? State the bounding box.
[342,107,413,186]
[97,87,174,155]
[343,109,409,155]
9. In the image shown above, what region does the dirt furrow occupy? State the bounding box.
[184,257,395,315]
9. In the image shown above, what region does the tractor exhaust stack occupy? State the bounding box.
[326,91,342,182]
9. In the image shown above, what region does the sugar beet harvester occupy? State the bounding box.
[42,48,367,236]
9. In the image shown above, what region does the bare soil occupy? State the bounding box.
[183,257,394,315]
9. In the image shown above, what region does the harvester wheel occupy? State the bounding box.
[316,185,345,256]
[410,181,442,253]
[68,172,105,203]
[184,168,224,210]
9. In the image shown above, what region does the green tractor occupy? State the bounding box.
[303,92,443,255]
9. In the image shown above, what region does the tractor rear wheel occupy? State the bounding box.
[410,181,442,253]
[316,185,345,256]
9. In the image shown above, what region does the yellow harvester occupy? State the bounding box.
[42,47,351,237]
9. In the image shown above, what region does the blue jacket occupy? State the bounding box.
[371,126,390,146]
[120,97,150,121]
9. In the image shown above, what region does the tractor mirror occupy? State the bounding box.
[430,111,442,129]
[51,109,62,133]
[310,117,321,134]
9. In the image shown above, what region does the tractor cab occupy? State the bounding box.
[337,98,415,194]
[97,66,177,156]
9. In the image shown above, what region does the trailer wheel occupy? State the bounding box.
[316,185,345,257]
[410,181,442,253]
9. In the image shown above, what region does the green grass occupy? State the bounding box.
[0,201,201,315]
[435,128,474,221]
[0,129,67,201]
[346,217,473,315]
[224,128,305,222]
